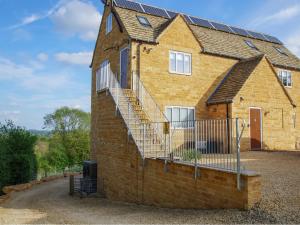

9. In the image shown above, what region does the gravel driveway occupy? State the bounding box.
[0,151,299,224]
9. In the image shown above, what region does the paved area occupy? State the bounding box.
[0,151,299,224]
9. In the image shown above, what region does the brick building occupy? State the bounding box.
[89,0,300,209]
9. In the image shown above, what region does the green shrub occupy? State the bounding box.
[0,121,37,194]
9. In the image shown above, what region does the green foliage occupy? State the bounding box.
[0,121,37,194]
[181,149,202,162]
[38,107,90,172]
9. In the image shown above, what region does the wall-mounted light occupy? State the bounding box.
[143,46,153,54]
[240,96,244,102]
[264,111,270,116]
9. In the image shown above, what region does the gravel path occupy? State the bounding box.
[0,151,299,224]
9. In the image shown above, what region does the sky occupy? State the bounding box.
[0,0,300,130]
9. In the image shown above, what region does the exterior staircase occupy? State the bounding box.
[100,70,169,159]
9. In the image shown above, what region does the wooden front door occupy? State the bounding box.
[250,108,262,150]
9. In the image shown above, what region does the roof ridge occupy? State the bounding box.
[112,0,282,44]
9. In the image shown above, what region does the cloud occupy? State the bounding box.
[51,0,101,41]
[55,51,93,65]
[251,4,300,27]
[37,53,49,62]
[0,56,78,91]
[8,0,64,29]
[8,0,101,41]
[286,32,300,57]
[0,110,21,123]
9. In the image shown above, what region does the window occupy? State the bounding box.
[166,106,195,128]
[244,40,258,50]
[106,13,112,34]
[137,16,151,27]
[278,70,292,87]
[96,60,110,92]
[274,46,288,56]
[169,51,192,75]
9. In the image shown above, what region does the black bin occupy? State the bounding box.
[83,160,97,179]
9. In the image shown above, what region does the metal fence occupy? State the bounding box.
[139,118,245,189]
[71,176,97,196]
[139,118,245,172]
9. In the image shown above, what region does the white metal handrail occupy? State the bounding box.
[132,72,168,123]
[98,69,167,159]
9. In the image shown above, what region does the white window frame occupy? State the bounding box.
[106,13,112,34]
[96,60,110,92]
[165,106,195,129]
[278,69,292,88]
[169,50,192,75]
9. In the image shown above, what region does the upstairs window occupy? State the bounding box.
[166,106,195,128]
[137,16,151,27]
[96,60,110,92]
[274,46,288,56]
[244,40,258,50]
[106,13,112,34]
[169,51,192,75]
[278,70,292,87]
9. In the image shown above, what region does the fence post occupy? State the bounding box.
[194,121,198,179]
[143,123,146,159]
[169,122,172,160]
[69,175,74,196]
[236,118,241,191]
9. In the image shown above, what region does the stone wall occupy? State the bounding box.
[91,92,261,209]
[130,16,238,120]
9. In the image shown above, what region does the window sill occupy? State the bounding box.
[169,71,192,76]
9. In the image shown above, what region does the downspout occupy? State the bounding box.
[136,42,144,204]
[137,42,142,78]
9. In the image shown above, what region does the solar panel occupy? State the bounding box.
[183,15,193,24]
[247,31,267,41]
[263,34,282,45]
[189,16,214,29]
[141,4,169,18]
[113,0,283,45]
[229,27,250,37]
[210,22,233,33]
[166,10,178,19]
[114,0,144,13]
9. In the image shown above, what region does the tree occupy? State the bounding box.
[43,107,91,168]
[0,121,37,194]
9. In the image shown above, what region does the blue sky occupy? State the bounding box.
[0,0,300,129]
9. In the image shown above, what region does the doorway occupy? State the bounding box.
[120,47,129,88]
[249,108,262,150]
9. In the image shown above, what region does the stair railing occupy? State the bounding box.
[99,69,167,159]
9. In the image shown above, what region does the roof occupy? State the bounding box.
[112,2,300,70]
[207,55,264,105]
[207,55,296,107]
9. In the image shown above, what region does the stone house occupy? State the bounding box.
[88,0,300,209]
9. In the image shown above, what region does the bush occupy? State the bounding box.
[0,121,37,194]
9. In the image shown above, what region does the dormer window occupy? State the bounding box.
[106,13,112,34]
[137,16,151,27]
[244,40,258,50]
[274,46,288,56]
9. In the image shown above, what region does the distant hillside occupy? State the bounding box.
[29,129,51,137]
